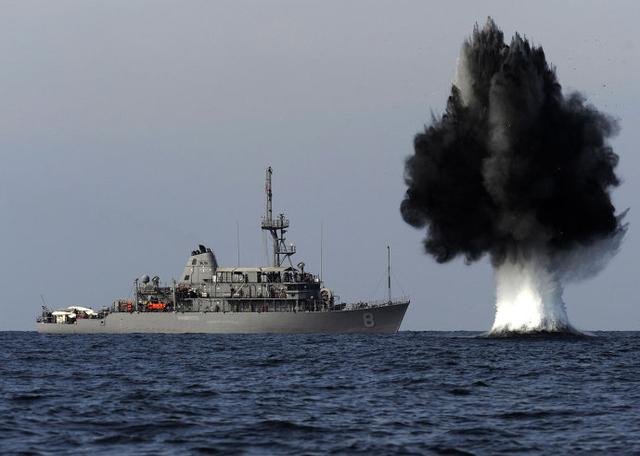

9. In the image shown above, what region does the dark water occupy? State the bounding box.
[1,332,638,455]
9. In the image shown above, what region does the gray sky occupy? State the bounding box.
[0,0,638,331]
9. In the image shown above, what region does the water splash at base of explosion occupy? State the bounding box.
[491,250,574,334]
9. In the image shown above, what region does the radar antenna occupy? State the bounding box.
[261,167,296,267]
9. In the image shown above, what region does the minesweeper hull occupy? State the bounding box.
[37,302,409,334]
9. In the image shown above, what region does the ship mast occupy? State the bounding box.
[387,245,391,303]
[261,167,296,267]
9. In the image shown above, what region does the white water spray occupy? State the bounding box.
[490,250,572,333]
[489,221,626,334]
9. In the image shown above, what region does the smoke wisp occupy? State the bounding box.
[401,19,627,333]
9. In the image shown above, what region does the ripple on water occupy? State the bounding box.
[0,331,638,454]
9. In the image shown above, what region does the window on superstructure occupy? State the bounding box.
[184,275,190,281]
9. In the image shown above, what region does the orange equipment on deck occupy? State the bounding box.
[147,302,166,311]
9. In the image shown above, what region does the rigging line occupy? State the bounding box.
[320,221,323,282]
[371,269,386,299]
[391,270,407,296]
[236,221,240,267]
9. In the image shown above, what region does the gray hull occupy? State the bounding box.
[36,302,409,334]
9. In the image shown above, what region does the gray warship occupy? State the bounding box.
[37,167,409,334]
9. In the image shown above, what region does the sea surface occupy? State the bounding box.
[1,331,638,455]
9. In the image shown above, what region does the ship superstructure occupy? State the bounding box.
[37,168,409,334]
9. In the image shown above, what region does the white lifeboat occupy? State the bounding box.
[51,310,76,324]
[66,306,96,316]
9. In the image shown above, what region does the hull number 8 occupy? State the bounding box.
[363,312,375,328]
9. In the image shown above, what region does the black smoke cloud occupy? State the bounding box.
[401,18,623,266]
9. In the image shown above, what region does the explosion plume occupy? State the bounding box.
[401,18,626,334]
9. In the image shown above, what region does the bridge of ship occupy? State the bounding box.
[184,265,323,301]
[213,266,314,285]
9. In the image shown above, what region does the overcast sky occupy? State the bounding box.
[0,0,638,331]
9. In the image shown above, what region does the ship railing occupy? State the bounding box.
[261,217,290,229]
[343,296,410,310]
[278,244,296,255]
